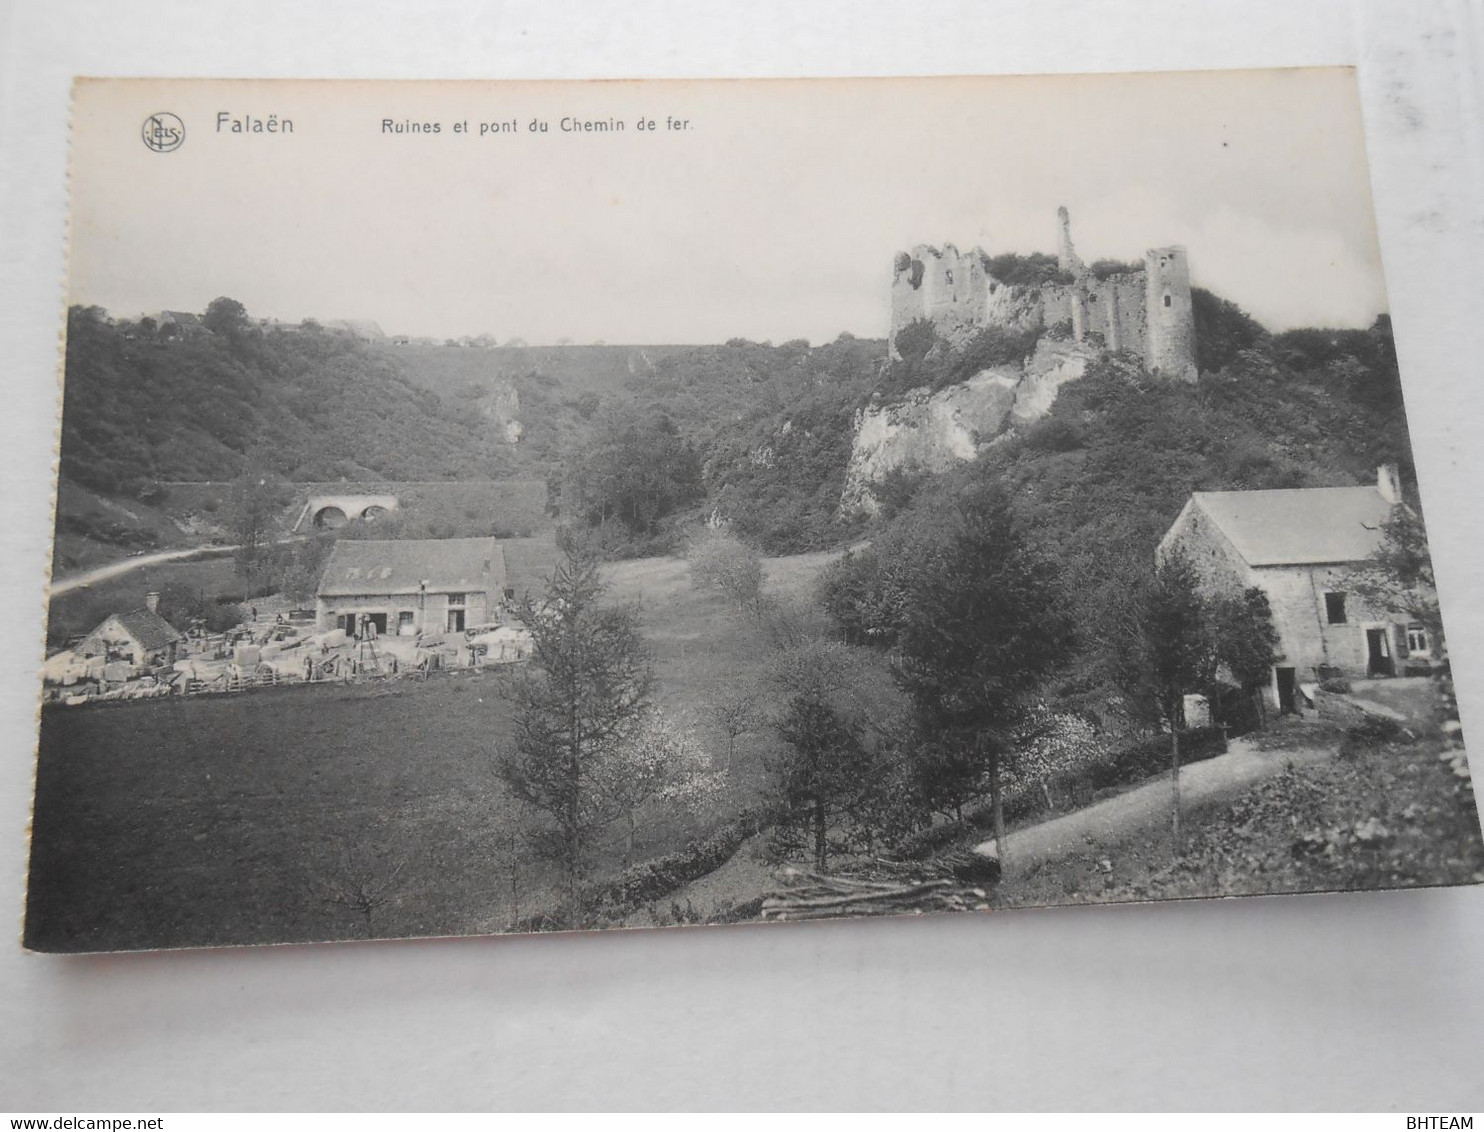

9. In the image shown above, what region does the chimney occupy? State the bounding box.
[145,591,161,614]
[1377,463,1403,505]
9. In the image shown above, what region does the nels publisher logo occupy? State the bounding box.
[141,112,185,153]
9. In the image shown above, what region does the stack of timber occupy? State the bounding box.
[760,863,992,922]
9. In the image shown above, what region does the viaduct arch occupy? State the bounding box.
[294,493,400,531]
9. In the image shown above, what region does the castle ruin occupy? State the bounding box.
[889,207,1198,381]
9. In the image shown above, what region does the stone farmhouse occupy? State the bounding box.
[315,537,509,637]
[75,593,185,669]
[1158,465,1430,714]
[889,207,1198,381]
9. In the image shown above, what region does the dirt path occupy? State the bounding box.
[50,537,306,596]
[978,734,1338,875]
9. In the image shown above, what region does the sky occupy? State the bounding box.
[67,69,1389,345]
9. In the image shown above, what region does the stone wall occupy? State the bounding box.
[1251,563,1407,680]
[1158,499,1255,598]
[889,244,1042,354]
[315,590,491,635]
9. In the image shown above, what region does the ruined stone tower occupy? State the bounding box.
[1056,205,1083,275]
[1144,246,1198,381]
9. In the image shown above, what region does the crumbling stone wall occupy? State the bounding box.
[889,209,1196,379]
[890,244,1003,350]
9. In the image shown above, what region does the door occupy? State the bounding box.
[447,608,465,633]
[1366,628,1394,676]
[1276,667,1297,714]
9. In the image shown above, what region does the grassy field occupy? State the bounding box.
[26,675,529,951]
[25,545,843,951]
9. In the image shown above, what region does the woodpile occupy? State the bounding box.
[760,865,992,922]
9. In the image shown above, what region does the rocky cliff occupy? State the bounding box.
[841,338,1095,514]
[478,381,523,444]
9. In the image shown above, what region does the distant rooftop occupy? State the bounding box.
[317,537,506,597]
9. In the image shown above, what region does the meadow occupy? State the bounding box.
[25,546,840,951]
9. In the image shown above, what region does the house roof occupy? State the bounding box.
[1189,485,1396,567]
[111,607,185,651]
[317,537,506,597]
[158,310,203,328]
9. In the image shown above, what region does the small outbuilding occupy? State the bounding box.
[74,593,186,669]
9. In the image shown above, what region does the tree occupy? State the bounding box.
[1345,505,1443,662]
[760,637,896,869]
[707,686,763,772]
[567,410,704,537]
[891,484,1075,855]
[772,694,869,870]
[203,296,250,339]
[228,471,284,587]
[153,581,240,634]
[1132,550,1217,852]
[594,709,725,868]
[687,528,765,617]
[1210,586,1282,726]
[273,534,338,605]
[495,545,654,921]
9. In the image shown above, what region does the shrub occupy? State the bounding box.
[1339,715,1405,759]
[583,805,780,913]
[1023,417,1086,453]
[1319,676,1353,694]
[984,252,1073,287]
[1088,259,1145,280]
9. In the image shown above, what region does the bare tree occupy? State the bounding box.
[313,844,407,939]
[708,687,763,772]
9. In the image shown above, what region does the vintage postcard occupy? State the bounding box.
[25,71,1481,952]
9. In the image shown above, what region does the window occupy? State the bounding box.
[398,611,415,631]
[1163,293,1172,308]
[944,270,953,285]
[1407,625,1429,654]
[1324,591,1348,625]
[447,592,466,606]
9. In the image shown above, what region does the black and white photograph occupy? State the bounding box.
[23,69,1482,954]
